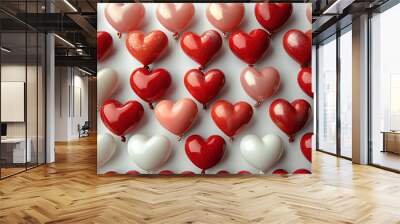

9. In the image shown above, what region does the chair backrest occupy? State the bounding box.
[82,121,90,129]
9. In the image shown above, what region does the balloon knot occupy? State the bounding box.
[249,64,254,67]
[223,32,229,38]
[121,136,126,142]
[266,30,272,37]
[144,65,150,71]
[117,32,122,39]
[148,102,154,110]
[288,135,294,143]
[201,169,206,175]
[229,137,234,142]
[177,136,182,142]
[198,66,204,71]
[254,101,262,108]
[203,104,207,110]
[173,32,179,40]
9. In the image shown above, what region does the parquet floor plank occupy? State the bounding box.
[0,135,400,223]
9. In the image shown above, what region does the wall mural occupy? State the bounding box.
[97,3,313,175]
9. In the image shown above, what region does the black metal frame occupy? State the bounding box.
[0,0,47,180]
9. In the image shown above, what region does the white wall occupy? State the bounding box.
[54,67,89,141]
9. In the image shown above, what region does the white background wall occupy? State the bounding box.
[54,67,89,141]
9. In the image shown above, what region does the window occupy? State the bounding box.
[339,28,352,158]
[317,36,337,154]
[370,2,400,171]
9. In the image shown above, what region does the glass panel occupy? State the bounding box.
[371,4,400,171]
[38,32,45,165]
[317,36,337,154]
[339,29,352,158]
[27,31,38,169]
[1,30,27,177]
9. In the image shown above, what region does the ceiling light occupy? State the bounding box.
[54,34,75,48]
[1,47,11,53]
[63,0,78,12]
[78,67,93,76]
[323,0,355,15]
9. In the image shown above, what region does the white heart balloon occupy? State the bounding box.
[240,134,283,172]
[97,68,119,106]
[97,133,117,167]
[127,134,172,172]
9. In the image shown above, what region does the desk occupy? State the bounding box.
[381,131,400,154]
[1,138,31,163]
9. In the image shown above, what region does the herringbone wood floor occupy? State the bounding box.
[1,135,400,224]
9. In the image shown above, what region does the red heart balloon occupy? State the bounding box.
[293,169,311,174]
[184,68,225,109]
[125,30,168,67]
[130,67,171,109]
[159,170,174,174]
[211,100,253,139]
[283,29,311,66]
[97,31,113,61]
[229,29,271,65]
[272,169,289,175]
[255,3,293,33]
[237,170,252,175]
[185,135,226,174]
[100,99,144,142]
[297,67,313,98]
[269,99,311,142]
[180,30,222,69]
[300,132,312,162]
[305,29,312,41]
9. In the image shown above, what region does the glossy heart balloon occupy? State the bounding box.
[211,100,253,139]
[293,169,311,174]
[97,31,113,61]
[229,29,271,65]
[104,3,145,37]
[185,135,226,174]
[156,3,195,39]
[297,67,313,98]
[155,98,198,139]
[206,3,245,34]
[283,29,311,66]
[130,67,171,109]
[97,133,117,167]
[300,132,312,162]
[97,68,119,106]
[255,3,293,33]
[184,68,225,109]
[180,30,222,69]
[240,134,283,172]
[306,4,312,23]
[100,99,144,142]
[240,66,280,106]
[125,30,168,67]
[305,29,312,41]
[127,134,171,172]
[269,99,311,142]
[272,169,289,175]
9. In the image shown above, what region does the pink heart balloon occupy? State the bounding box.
[105,3,145,37]
[240,66,280,106]
[206,3,245,34]
[156,3,195,39]
[155,98,198,139]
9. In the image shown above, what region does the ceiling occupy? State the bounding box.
[0,0,96,74]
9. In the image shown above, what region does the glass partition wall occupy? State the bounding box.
[370,3,400,172]
[0,1,46,179]
[316,26,353,159]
